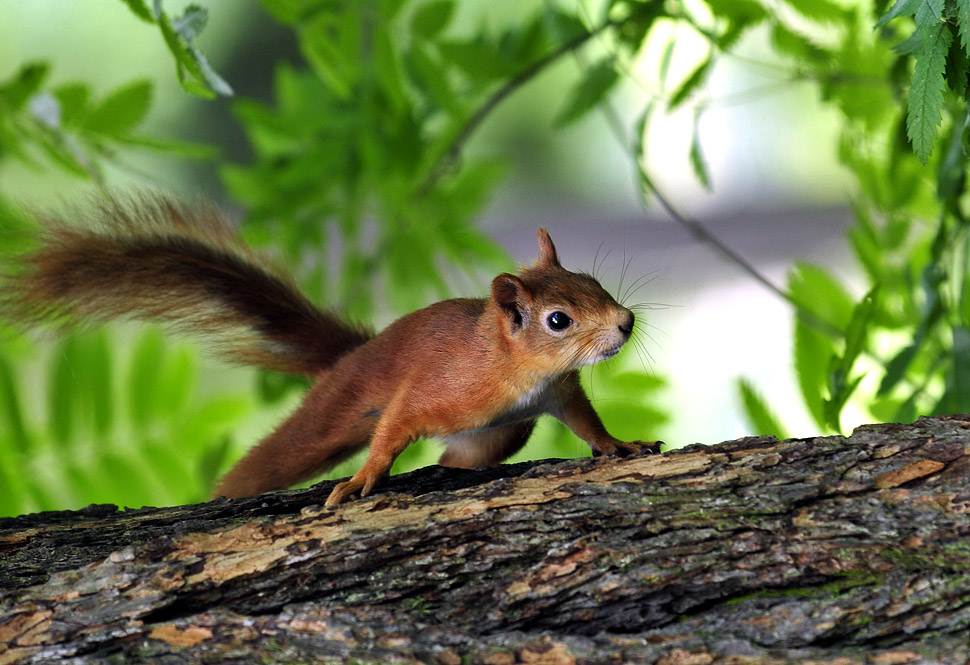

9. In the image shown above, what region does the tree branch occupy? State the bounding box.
[2,416,970,663]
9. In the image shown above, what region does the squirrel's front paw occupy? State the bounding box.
[623,439,663,455]
[326,480,361,506]
[593,439,662,457]
[325,470,385,507]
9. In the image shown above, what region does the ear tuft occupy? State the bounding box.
[491,273,531,329]
[536,228,561,268]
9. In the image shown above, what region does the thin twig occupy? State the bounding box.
[415,6,664,195]
[634,140,842,338]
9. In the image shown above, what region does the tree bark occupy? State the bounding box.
[2,415,970,665]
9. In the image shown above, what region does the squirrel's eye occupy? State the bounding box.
[546,311,572,331]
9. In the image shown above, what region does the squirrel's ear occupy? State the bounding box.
[491,273,532,329]
[536,228,561,268]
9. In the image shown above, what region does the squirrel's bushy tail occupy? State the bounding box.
[1,193,372,375]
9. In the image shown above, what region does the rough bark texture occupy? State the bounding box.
[2,416,970,665]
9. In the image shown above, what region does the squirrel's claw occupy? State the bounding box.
[326,479,363,506]
[326,471,385,507]
[595,439,662,458]
[625,439,663,455]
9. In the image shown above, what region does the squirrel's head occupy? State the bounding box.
[489,228,635,373]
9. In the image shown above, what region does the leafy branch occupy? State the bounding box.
[415,10,638,195]
[876,0,968,163]
[120,0,232,98]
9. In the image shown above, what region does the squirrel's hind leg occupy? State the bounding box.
[212,384,374,499]
[438,420,537,468]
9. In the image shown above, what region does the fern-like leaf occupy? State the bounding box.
[907,21,952,164]
[957,0,970,56]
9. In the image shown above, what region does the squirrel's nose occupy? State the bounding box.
[618,311,635,337]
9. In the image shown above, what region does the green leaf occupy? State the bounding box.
[777,0,846,22]
[906,20,952,164]
[0,463,19,518]
[788,263,853,430]
[0,353,30,455]
[823,288,879,431]
[633,103,656,197]
[847,201,885,283]
[737,377,789,439]
[52,83,91,124]
[823,372,864,432]
[554,59,620,127]
[98,450,156,508]
[118,134,220,160]
[72,330,113,438]
[119,0,155,22]
[407,44,464,116]
[880,344,921,398]
[788,262,855,329]
[197,435,232,493]
[188,47,233,96]
[48,334,80,448]
[893,30,924,56]
[658,36,676,90]
[937,325,970,412]
[141,441,194,503]
[771,24,832,64]
[259,0,318,24]
[173,3,208,41]
[0,62,49,110]
[878,289,943,395]
[157,9,231,98]
[411,0,454,38]
[80,80,153,136]
[546,8,587,42]
[937,111,969,200]
[155,344,196,416]
[794,317,834,431]
[875,0,918,27]
[689,109,711,190]
[500,14,550,65]
[914,0,943,30]
[944,38,970,98]
[258,371,307,404]
[668,56,712,110]
[437,39,515,81]
[182,395,252,444]
[842,288,879,370]
[957,0,970,56]
[705,0,768,22]
[299,16,356,100]
[128,328,165,429]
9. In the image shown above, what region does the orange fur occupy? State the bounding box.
[3,194,659,506]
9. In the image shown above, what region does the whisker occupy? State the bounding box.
[628,301,677,311]
[633,323,668,366]
[592,241,609,281]
[621,270,659,305]
[616,251,635,304]
[635,343,656,378]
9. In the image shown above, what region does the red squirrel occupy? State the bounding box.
[3,194,659,506]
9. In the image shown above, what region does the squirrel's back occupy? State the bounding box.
[1,193,372,375]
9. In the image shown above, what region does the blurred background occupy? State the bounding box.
[1,0,940,515]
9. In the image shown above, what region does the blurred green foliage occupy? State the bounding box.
[729,0,970,435]
[6,0,968,517]
[0,328,251,511]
